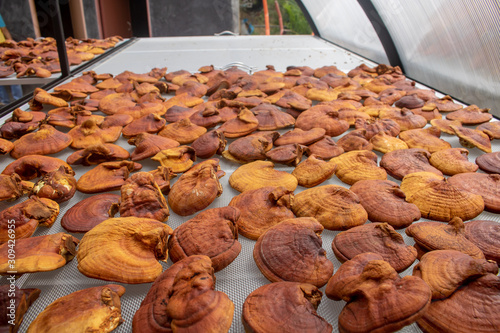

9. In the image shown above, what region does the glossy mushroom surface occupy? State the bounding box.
[400,172,484,222]
[332,223,417,272]
[61,193,119,233]
[405,217,485,260]
[167,159,224,216]
[253,217,334,287]
[77,217,172,284]
[412,250,498,299]
[132,255,234,333]
[167,207,241,272]
[292,185,367,230]
[242,282,332,333]
[228,186,294,240]
[27,285,125,333]
[325,253,431,333]
[0,232,78,275]
[350,179,421,229]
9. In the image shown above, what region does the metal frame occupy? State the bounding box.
[293,0,320,37]
[356,0,404,72]
[0,37,136,118]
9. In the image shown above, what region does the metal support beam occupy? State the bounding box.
[293,0,320,37]
[357,0,404,72]
[49,0,70,78]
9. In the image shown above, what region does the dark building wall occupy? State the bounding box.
[150,0,239,36]
[82,0,99,39]
[0,0,36,41]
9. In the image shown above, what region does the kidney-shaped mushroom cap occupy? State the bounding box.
[325,252,385,301]
[218,107,259,138]
[119,172,169,222]
[266,89,312,110]
[26,284,125,333]
[0,232,78,275]
[158,117,207,144]
[306,135,344,159]
[417,274,500,333]
[242,282,332,333]
[476,151,500,174]
[448,172,500,213]
[2,155,73,181]
[428,148,478,175]
[399,127,451,153]
[228,186,294,240]
[295,107,350,137]
[464,220,500,266]
[265,143,307,166]
[336,129,372,152]
[332,223,417,272]
[413,250,498,300]
[330,150,387,185]
[451,125,492,153]
[61,193,119,233]
[229,160,298,193]
[477,120,500,139]
[292,185,367,231]
[168,159,224,216]
[380,148,442,180]
[445,105,493,125]
[10,124,72,159]
[292,154,337,188]
[355,117,401,140]
[151,145,196,173]
[429,118,462,135]
[400,172,484,222]
[191,129,226,159]
[68,118,122,149]
[76,160,141,194]
[66,143,130,166]
[32,87,69,107]
[325,253,431,333]
[252,103,296,131]
[167,207,241,272]
[77,217,172,284]
[395,94,425,109]
[121,113,166,138]
[253,217,334,288]
[132,255,234,333]
[350,179,421,229]
[128,132,179,162]
[0,196,59,244]
[379,108,427,131]
[226,131,276,163]
[274,127,326,146]
[405,217,485,260]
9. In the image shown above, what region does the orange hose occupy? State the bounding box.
[275,1,284,35]
[263,0,270,35]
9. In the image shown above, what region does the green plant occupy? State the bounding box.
[281,0,312,35]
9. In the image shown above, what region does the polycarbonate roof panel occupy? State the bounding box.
[301,0,390,64]
[301,0,500,116]
[371,0,500,115]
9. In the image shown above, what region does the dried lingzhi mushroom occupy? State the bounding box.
[77,217,173,283]
[168,207,241,272]
[253,217,334,287]
[132,255,234,333]
[27,285,125,333]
